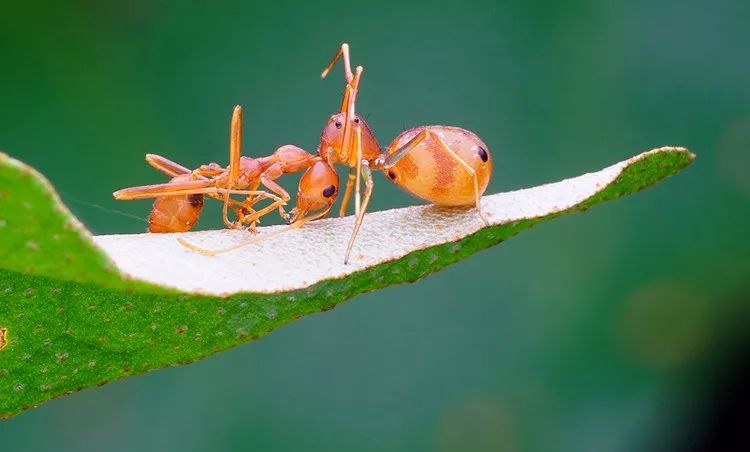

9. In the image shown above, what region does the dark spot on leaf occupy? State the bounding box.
[176,325,188,334]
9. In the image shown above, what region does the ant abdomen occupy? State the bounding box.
[148,174,205,233]
[384,126,492,207]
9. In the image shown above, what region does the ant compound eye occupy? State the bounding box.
[322,185,336,198]
[477,146,489,162]
[335,121,342,129]
[353,117,360,124]
[387,170,397,180]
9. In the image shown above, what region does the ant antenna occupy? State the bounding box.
[177,207,331,256]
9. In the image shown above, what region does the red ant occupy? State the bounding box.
[113,106,339,235]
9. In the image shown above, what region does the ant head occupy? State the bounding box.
[289,160,339,223]
[319,113,380,164]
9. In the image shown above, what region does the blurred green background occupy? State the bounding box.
[1,0,749,450]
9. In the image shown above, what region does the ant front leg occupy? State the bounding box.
[338,167,357,216]
[218,195,262,232]
[236,163,292,226]
[344,162,373,264]
[344,125,373,264]
[337,115,365,218]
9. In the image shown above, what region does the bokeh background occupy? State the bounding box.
[1,0,749,450]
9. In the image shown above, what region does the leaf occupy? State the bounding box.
[0,147,694,418]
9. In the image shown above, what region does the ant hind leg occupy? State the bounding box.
[430,134,490,226]
[338,167,356,217]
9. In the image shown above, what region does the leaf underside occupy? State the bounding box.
[0,147,694,418]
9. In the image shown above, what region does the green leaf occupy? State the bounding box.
[0,147,694,418]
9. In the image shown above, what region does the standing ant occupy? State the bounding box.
[319,43,493,263]
[113,105,339,234]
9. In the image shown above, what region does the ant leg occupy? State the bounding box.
[337,122,365,217]
[380,129,430,169]
[228,105,242,187]
[212,187,285,230]
[344,125,371,263]
[338,167,356,216]
[217,160,300,230]
[233,197,273,233]
[218,193,268,230]
[221,193,235,228]
[354,124,363,215]
[430,134,490,226]
[344,159,373,264]
[238,163,292,225]
[145,154,192,177]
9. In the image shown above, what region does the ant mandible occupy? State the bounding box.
[318,43,493,264]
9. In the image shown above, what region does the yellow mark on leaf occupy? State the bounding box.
[0,328,7,350]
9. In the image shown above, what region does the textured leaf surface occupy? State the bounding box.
[0,147,694,418]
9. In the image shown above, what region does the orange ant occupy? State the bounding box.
[318,43,493,263]
[113,105,340,235]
